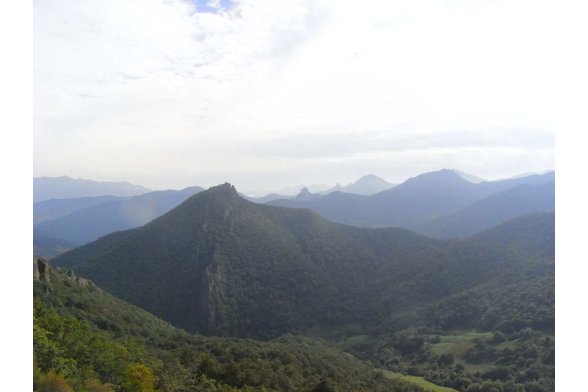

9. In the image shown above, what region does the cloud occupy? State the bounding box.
[234,126,554,159]
[34,0,556,191]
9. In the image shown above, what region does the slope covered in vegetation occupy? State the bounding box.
[34,259,423,392]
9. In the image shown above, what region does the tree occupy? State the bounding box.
[312,379,335,392]
[36,370,73,392]
[121,363,156,392]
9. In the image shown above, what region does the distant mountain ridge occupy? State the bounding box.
[34,176,150,202]
[34,170,554,248]
[328,174,396,195]
[266,174,395,198]
[242,192,292,204]
[34,194,126,225]
[416,182,555,239]
[294,187,320,201]
[35,186,203,245]
[269,170,555,232]
[451,169,485,183]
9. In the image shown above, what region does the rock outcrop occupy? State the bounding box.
[33,257,49,281]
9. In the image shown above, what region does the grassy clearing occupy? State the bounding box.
[430,331,492,358]
[430,331,494,373]
[382,370,457,392]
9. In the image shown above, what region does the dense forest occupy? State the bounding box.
[34,259,424,392]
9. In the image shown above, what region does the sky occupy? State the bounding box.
[34,0,557,194]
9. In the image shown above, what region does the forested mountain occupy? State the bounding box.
[53,184,436,337]
[34,176,150,202]
[35,186,203,245]
[269,170,554,232]
[53,184,554,341]
[34,258,420,392]
[34,194,126,225]
[471,212,555,257]
[415,182,555,239]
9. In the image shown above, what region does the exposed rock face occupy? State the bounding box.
[33,258,49,281]
[76,276,94,288]
[198,245,227,334]
[33,257,96,289]
[33,259,40,280]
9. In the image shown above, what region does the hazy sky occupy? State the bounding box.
[34,0,555,193]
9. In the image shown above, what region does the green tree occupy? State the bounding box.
[80,379,114,392]
[36,370,73,392]
[121,363,156,392]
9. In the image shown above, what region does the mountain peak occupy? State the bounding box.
[391,169,476,196]
[357,174,382,181]
[33,176,151,202]
[405,169,464,184]
[450,169,485,183]
[330,174,394,195]
[295,187,318,201]
[206,183,240,197]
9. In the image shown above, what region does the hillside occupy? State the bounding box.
[34,176,150,202]
[35,186,203,245]
[34,258,422,392]
[53,184,439,337]
[34,195,126,225]
[53,185,553,341]
[416,182,555,239]
[352,215,554,392]
[243,192,292,204]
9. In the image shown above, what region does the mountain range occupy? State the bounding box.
[243,192,293,204]
[52,183,554,339]
[415,182,555,238]
[34,170,554,260]
[33,194,126,225]
[34,176,150,202]
[34,186,203,245]
[326,174,396,195]
[269,169,555,236]
[42,176,555,391]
